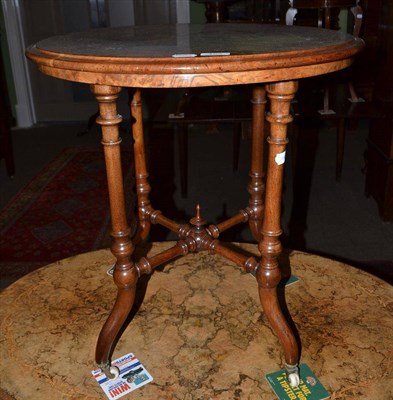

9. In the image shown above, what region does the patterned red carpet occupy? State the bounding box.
[0,146,133,288]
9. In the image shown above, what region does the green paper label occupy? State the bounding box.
[249,272,300,287]
[266,363,330,400]
[283,275,300,286]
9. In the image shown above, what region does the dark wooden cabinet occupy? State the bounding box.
[0,30,15,177]
[365,0,393,221]
[366,112,393,221]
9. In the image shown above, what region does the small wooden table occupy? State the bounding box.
[26,23,363,388]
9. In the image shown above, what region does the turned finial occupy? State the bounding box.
[190,204,207,228]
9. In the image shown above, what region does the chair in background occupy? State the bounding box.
[194,0,285,23]
[287,0,364,114]
[172,1,285,197]
[168,87,253,197]
[193,0,234,22]
[285,0,377,181]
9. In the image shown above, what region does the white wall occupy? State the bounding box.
[1,0,35,127]
[1,0,189,126]
[108,0,135,26]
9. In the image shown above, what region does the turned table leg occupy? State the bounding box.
[256,81,300,387]
[91,85,138,379]
[248,85,267,241]
[130,89,153,243]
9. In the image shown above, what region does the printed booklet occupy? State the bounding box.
[266,363,330,400]
[92,353,153,400]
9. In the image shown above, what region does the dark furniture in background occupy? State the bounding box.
[193,0,286,23]
[365,0,393,222]
[168,87,252,197]
[367,114,393,222]
[0,30,15,178]
[193,0,234,22]
[192,0,378,183]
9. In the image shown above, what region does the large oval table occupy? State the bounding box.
[1,244,392,399]
[26,23,364,388]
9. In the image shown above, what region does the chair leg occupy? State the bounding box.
[248,86,267,241]
[348,80,364,103]
[336,117,346,181]
[0,112,15,177]
[290,119,298,174]
[233,121,242,171]
[177,123,188,198]
[318,83,335,115]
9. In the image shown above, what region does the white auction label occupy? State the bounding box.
[275,151,286,165]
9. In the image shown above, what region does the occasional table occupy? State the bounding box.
[26,23,363,387]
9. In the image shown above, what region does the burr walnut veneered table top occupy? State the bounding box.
[27,23,363,87]
[26,23,364,390]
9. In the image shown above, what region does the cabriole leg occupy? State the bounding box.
[256,81,300,387]
[91,85,138,378]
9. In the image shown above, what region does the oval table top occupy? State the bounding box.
[26,23,364,88]
[0,242,392,399]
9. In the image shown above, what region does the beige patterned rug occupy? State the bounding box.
[0,242,392,399]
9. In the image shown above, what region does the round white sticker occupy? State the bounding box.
[275,151,286,165]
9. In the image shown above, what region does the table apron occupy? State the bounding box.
[38,58,353,88]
